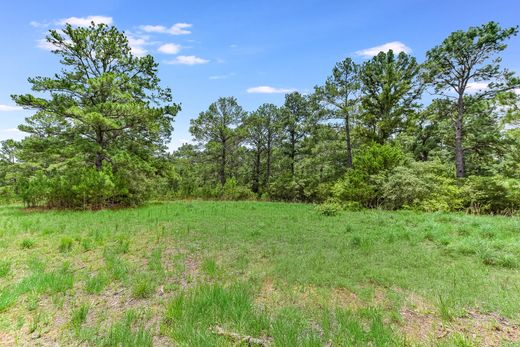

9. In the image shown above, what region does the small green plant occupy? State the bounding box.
[104,251,129,281]
[59,237,74,253]
[132,275,155,299]
[350,235,363,248]
[99,311,153,346]
[81,238,93,252]
[70,303,89,330]
[85,273,109,294]
[437,295,454,322]
[0,260,10,278]
[201,258,218,278]
[114,235,130,254]
[21,239,35,249]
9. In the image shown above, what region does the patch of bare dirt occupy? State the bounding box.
[398,292,520,346]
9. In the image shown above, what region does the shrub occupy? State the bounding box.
[461,175,519,214]
[220,179,256,200]
[332,169,379,207]
[381,166,430,209]
[315,201,342,216]
[354,143,406,175]
[382,161,462,211]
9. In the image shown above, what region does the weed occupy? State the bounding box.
[0,260,10,277]
[70,303,89,330]
[131,275,155,299]
[20,238,35,249]
[85,272,109,294]
[58,236,74,253]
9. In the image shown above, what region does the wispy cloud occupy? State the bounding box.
[158,43,182,55]
[57,15,113,27]
[246,86,296,94]
[140,23,192,35]
[465,82,489,93]
[0,104,22,112]
[2,128,22,133]
[126,32,151,57]
[355,41,411,58]
[36,39,57,51]
[166,55,209,65]
[29,20,49,28]
[209,73,235,80]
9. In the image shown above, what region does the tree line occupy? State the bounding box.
[1,21,519,213]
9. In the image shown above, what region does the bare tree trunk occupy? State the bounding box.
[455,94,465,178]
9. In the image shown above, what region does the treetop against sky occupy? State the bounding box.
[0,0,519,150]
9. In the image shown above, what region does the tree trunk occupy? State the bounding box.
[95,129,104,171]
[290,131,296,177]
[95,153,103,171]
[265,138,272,191]
[220,140,227,186]
[455,94,465,178]
[252,149,261,193]
[345,113,353,169]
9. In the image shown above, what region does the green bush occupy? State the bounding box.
[461,175,519,214]
[332,169,379,207]
[382,161,462,212]
[220,179,255,200]
[381,166,429,210]
[315,201,342,216]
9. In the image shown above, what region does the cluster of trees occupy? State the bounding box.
[1,21,519,213]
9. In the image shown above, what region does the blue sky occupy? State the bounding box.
[1,0,519,149]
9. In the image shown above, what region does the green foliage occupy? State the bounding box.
[21,238,35,249]
[85,272,109,294]
[359,50,422,144]
[0,260,10,278]
[315,201,342,216]
[70,303,89,331]
[58,236,74,253]
[11,23,179,208]
[220,178,256,200]
[461,175,520,214]
[131,275,155,299]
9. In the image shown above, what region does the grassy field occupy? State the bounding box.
[0,201,519,346]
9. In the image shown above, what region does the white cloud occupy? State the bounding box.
[0,104,22,112]
[166,55,209,65]
[355,41,411,58]
[57,15,113,27]
[36,38,56,51]
[209,73,235,80]
[246,86,296,94]
[466,82,489,93]
[158,43,182,54]
[126,33,151,57]
[140,23,192,35]
[513,88,520,95]
[2,128,21,133]
[30,20,48,28]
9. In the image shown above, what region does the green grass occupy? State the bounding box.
[0,201,519,345]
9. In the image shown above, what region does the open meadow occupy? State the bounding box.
[0,201,519,346]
